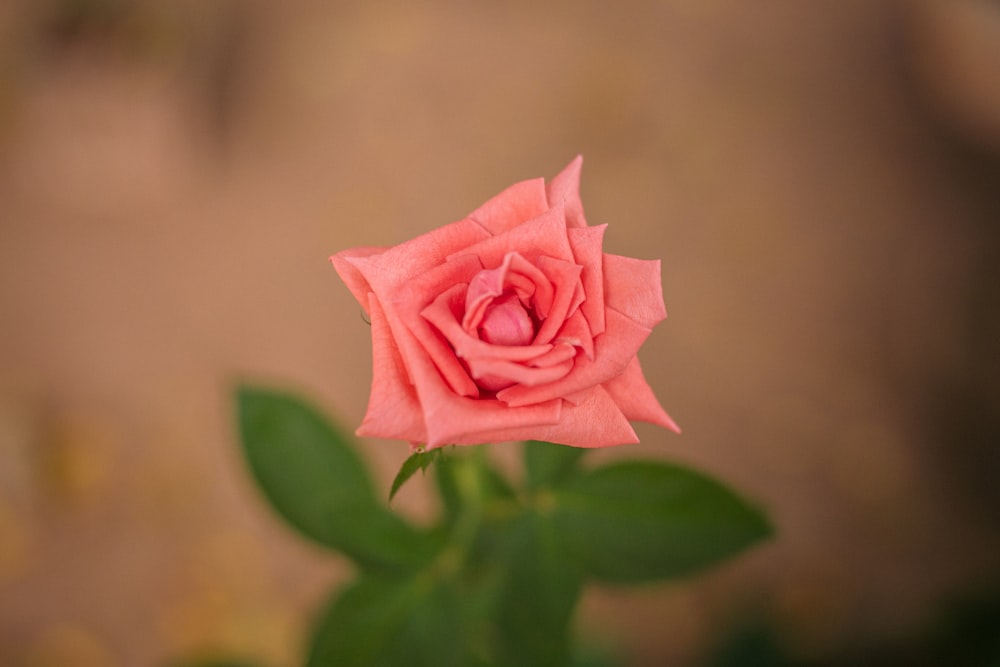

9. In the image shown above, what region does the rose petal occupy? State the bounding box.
[395,252,484,307]
[468,177,550,235]
[479,294,534,346]
[496,308,652,407]
[451,203,575,269]
[467,356,573,388]
[360,300,562,449]
[370,282,481,401]
[560,388,592,406]
[533,256,583,345]
[330,246,386,312]
[603,253,667,329]
[554,310,594,360]
[602,357,680,432]
[527,341,578,368]
[462,252,552,330]
[568,225,607,336]
[546,155,587,228]
[422,284,553,363]
[351,218,490,297]
[465,385,637,447]
[355,294,427,442]
[423,395,563,448]
[387,255,484,398]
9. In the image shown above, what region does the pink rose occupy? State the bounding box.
[331,156,679,448]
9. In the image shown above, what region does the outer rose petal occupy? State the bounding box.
[468,177,549,235]
[602,357,680,433]
[383,254,484,398]
[602,254,667,329]
[330,247,386,312]
[461,385,637,448]
[355,294,427,442]
[422,394,564,449]
[568,225,607,336]
[546,155,587,228]
[352,218,490,297]
[452,204,575,268]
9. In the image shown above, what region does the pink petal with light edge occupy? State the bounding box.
[355,294,428,443]
[330,247,386,312]
[567,225,607,336]
[546,155,587,229]
[602,254,667,329]
[468,177,550,235]
[451,204,575,269]
[463,385,637,448]
[351,219,490,297]
[602,357,680,433]
[422,284,553,363]
[496,308,652,407]
[532,256,583,345]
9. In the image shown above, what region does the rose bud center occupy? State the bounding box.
[478,293,535,346]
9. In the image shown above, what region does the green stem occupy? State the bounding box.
[429,445,489,578]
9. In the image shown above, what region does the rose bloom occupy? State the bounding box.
[332,157,679,449]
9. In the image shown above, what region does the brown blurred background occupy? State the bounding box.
[2,0,1000,665]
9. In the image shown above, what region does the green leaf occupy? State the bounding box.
[552,461,772,583]
[495,512,582,667]
[306,573,467,667]
[524,440,587,490]
[237,386,432,570]
[389,447,441,502]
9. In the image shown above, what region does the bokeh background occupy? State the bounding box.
[2,0,1000,665]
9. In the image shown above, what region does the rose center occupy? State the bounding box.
[478,293,535,346]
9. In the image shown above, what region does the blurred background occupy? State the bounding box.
[1,0,999,665]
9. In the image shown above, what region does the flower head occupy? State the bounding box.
[332,157,678,448]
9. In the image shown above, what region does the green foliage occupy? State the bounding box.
[389,447,442,502]
[552,461,772,583]
[237,386,433,571]
[235,386,773,667]
[306,574,468,667]
[524,439,586,490]
[495,512,582,667]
